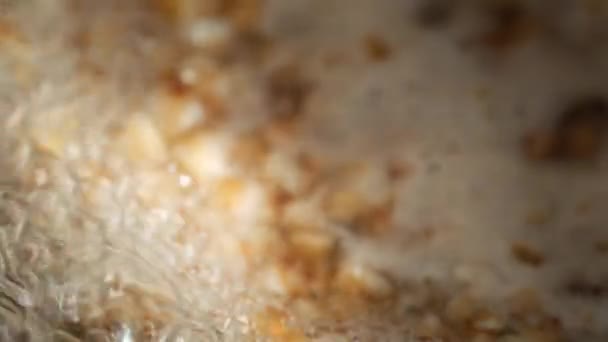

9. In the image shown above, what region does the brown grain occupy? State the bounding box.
[511,242,545,267]
[364,34,392,62]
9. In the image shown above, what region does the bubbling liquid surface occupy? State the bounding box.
[1,0,608,341]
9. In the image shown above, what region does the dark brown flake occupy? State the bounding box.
[523,95,608,162]
[364,34,392,62]
[511,242,545,267]
[267,64,313,119]
[565,278,606,298]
